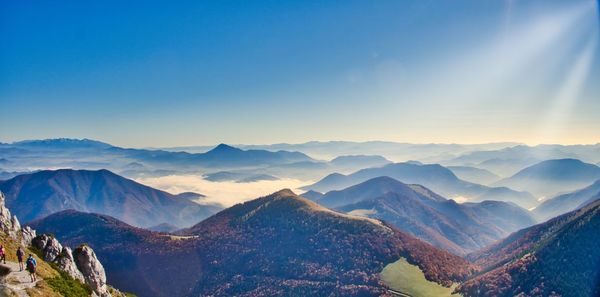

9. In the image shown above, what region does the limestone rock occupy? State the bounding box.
[21,226,36,246]
[55,247,85,282]
[31,234,63,262]
[11,215,21,232]
[0,191,35,245]
[31,234,50,253]
[74,245,111,297]
[43,237,63,262]
[0,192,19,239]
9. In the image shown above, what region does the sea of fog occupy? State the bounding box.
[136,175,310,207]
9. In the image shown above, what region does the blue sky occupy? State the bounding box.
[1,0,599,147]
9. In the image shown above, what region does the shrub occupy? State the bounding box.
[46,266,92,297]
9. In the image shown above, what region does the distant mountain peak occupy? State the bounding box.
[364,175,405,184]
[197,188,385,230]
[256,189,330,213]
[270,188,297,197]
[209,143,242,153]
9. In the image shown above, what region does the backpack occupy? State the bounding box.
[26,258,35,271]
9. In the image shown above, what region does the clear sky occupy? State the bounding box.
[1,0,599,147]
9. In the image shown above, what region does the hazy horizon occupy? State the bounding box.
[3,136,600,149]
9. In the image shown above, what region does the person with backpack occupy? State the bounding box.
[16,247,24,271]
[0,245,6,264]
[26,254,37,282]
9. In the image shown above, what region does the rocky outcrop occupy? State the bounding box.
[0,192,36,246]
[0,191,119,296]
[74,245,110,297]
[10,216,20,235]
[31,234,114,296]
[0,192,21,240]
[31,235,48,252]
[55,247,85,282]
[32,234,63,262]
[21,226,36,246]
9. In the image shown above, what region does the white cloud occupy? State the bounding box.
[135,175,310,207]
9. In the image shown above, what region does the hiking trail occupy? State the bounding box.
[0,261,39,297]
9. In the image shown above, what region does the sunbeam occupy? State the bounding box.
[532,0,599,146]
[397,0,596,107]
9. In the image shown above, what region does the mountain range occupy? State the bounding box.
[3,137,600,296]
[159,141,517,161]
[30,189,474,297]
[310,176,535,255]
[234,141,522,161]
[303,162,538,208]
[216,142,600,174]
[0,139,316,174]
[18,184,600,297]
[0,169,221,228]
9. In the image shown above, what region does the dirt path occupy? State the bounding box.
[0,261,39,297]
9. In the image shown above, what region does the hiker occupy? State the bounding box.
[26,254,37,282]
[0,245,5,264]
[16,247,24,271]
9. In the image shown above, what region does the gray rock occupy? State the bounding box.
[31,234,50,253]
[0,192,19,239]
[74,245,111,297]
[31,234,63,262]
[55,247,85,282]
[21,226,36,246]
[43,237,63,262]
[11,215,21,233]
[0,191,36,245]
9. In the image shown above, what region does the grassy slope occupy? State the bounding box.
[380,258,460,297]
[0,233,62,297]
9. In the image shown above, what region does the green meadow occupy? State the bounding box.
[380,258,461,297]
